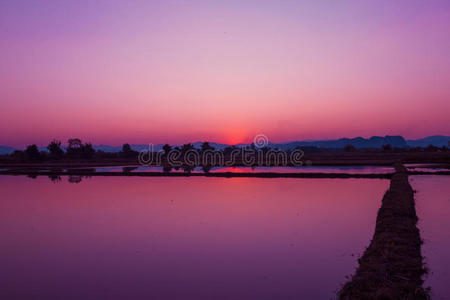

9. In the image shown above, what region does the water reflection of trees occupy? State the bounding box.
[68,175,83,183]
[48,175,62,183]
[44,175,91,183]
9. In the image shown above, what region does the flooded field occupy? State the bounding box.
[405,164,450,173]
[0,175,388,299]
[411,175,450,300]
[84,165,395,174]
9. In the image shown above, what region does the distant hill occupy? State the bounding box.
[192,142,229,150]
[406,135,450,147]
[1,135,448,154]
[120,135,447,151]
[274,135,408,150]
[0,146,15,155]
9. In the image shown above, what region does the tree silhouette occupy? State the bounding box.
[162,144,172,155]
[68,138,82,149]
[120,143,137,158]
[181,143,194,153]
[25,144,40,161]
[67,138,82,158]
[47,139,64,159]
[201,142,215,152]
[122,143,132,153]
[81,143,95,159]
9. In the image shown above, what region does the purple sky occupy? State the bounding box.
[1,0,449,147]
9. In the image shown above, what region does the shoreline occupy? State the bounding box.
[0,169,449,179]
[1,151,449,169]
[0,170,393,179]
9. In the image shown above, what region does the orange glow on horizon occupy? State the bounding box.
[223,129,250,145]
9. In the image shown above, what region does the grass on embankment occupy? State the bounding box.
[339,164,428,299]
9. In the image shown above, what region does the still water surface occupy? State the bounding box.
[0,175,388,299]
[93,165,394,174]
[411,175,450,300]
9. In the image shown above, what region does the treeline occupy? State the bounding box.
[4,139,449,163]
[9,139,138,162]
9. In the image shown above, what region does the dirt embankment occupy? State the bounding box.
[0,151,449,168]
[339,164,428,299]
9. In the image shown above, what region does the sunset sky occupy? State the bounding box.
[1,0,449,147]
